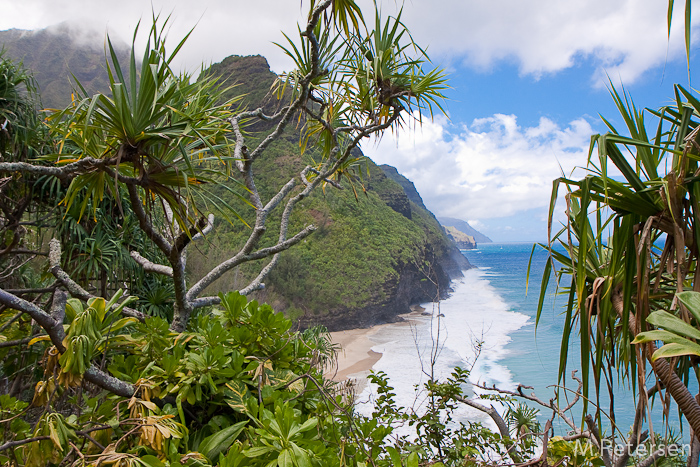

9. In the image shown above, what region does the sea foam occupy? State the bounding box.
[354,266,529,430]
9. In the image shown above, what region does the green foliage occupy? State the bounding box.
[350,368,539,467]
[45,18,242,227]
[547,437,605,467]
[0,50,42,160]
[277,1,447,157]
[0,4,544,467]
[190,145,454,320]
[57,291,138,386]
[0,285,562,467]
[2,291,345,466]
[633,291,700,360]
[537,80,700,420]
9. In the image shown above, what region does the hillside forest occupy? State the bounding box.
[0,1,699,467]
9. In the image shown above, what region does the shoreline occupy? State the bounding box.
[326,304,428,391]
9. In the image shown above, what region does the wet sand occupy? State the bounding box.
[326,305,429,386]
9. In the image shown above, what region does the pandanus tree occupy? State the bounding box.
[0,1,447,332]
[539,56,700,467]
[534,3,700,465]
[0,53,49,289]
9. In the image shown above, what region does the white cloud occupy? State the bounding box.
[371,0,699,85]
[362,113,593,223]
[0,0,696,83]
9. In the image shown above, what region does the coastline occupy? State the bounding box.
[326,305,428,391]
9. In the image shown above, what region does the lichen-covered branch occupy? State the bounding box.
[130,251,173,277]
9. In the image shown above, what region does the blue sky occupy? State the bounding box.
[365,53,697,242]
[1,0,698,242]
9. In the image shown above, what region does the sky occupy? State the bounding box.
[0,0,699,242]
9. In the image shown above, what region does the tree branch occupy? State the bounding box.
[239,253,280,295]
[637,446,676,467]
[126,184,173,256]
[130,251,173,277]
[186,225,316,301]
[83,365,136,398]
[0,288,60,345]
[0,336,34,348]
[49,239,145,321]
[173,215,209,253]
[48,239,91,301]
[192,214,215,241]
[0,158,144,186]
[0,436,51,453]
[585,414,613,467]
[453,394,522,463]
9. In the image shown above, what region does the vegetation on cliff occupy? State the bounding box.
[184,55,468,330]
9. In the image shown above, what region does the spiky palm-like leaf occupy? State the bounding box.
[539,82,700,433]
[45,17,243,230]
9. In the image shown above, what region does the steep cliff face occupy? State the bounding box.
[378,164,472,277]
[443,225,477,249]
[0,24,474,330]
[379,164,429,210]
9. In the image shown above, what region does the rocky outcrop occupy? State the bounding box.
[444,225,477,249]
[439,217,492,244]
[380,164,428,210]
[368,166,412,219]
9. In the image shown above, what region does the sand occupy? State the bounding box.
[326,305,431,388]
[327,327,382,382]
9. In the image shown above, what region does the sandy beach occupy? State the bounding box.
[328,327,382,382]
[326,305,428,388]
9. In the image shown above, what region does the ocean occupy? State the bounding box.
[356,242,684,438]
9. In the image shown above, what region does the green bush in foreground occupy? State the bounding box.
[0,290,575,467]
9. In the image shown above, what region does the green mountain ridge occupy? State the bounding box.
[195,54,472,330]
[0,27,472,330]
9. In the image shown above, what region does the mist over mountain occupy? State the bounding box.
[0,23,129,108]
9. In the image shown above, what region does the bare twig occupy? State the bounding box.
[0,436,51,452]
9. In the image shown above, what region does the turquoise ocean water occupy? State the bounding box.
[357,242,684,437]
